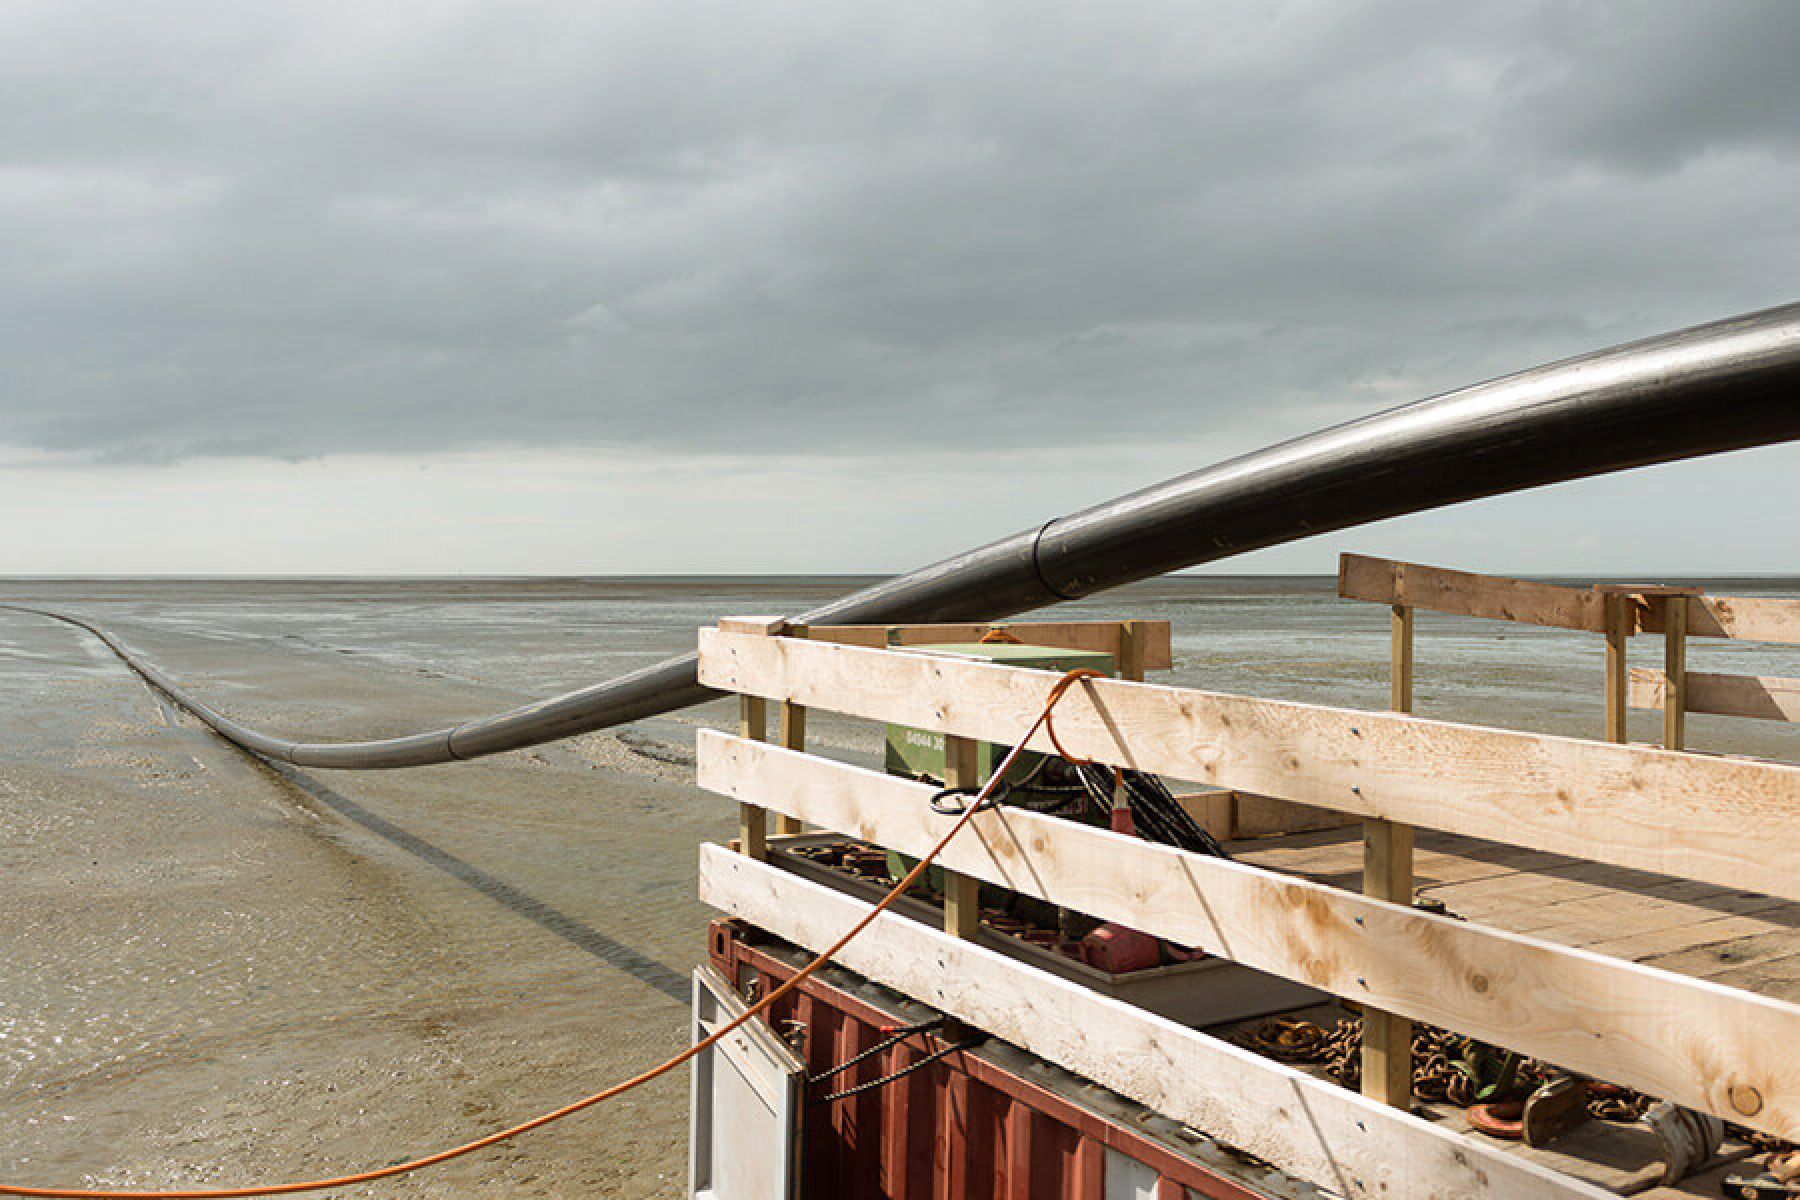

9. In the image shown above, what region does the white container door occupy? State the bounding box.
[689,965,804,1200]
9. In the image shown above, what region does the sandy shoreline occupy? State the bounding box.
[0,608,727,1198]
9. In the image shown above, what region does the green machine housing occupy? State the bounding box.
[883,640,1116,790]
[883,641,1115,891]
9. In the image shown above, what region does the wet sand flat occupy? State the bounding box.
[1,606,729,1198]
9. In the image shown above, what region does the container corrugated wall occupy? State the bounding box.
[708,920,1296,1200]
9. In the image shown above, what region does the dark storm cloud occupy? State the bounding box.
[1,1,1795,464]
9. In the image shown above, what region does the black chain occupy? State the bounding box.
[805,1017,947,1086]
[810,1037,984,1105]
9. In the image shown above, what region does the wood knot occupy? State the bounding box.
[1469,974,1489,995]
[1729,1084,1764,1117]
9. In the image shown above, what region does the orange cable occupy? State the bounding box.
[1040,668,1106,766]
[1037,669,1125,801]
[0,668,1107,1199]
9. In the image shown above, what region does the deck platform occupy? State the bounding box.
[1229,826,1798,1001]
[1207,826,1797,1196]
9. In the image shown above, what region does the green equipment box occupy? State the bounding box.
[883,642,1116,786]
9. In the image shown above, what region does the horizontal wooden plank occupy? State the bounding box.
[796,619,1174,671]
[1623,668,1666,714]
[717,614,789,635]
[699,733,1800,1138]
[1629,668,1800,724]
[697,628,1800,900]
[1337,556,1800,643]
[1169,790,1360,838]
[1174,787,1355,840]
[698,845,1607,1200]
[1591,584,1704,598]
[1337,554,1608,633]
[1639,595,1800,644]
[1235,792,1354,836]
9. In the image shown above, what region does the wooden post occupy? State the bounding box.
[1117,620,1146,682]
[720,616,786,860]
[1363,598,1415,1109]
[942,734,982,939]
[1602,592,1633,744]
[775,699,807,836]
[1598,586,1695,746]
[1663,596,1688,752]
[766,622,808,836]
[1388,603,1414,713]
[737,694,768,860]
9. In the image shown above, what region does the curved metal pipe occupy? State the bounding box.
[13,303,1800,768]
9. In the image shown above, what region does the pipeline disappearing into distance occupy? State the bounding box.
[15,302,1800,769]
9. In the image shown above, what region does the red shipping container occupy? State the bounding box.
[697,919,1306,1200]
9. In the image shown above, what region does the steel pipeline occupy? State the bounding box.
[13,302,1800,769]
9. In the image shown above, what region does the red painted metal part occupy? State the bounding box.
[1080,922,1164,974]
[708,920,1284,1200]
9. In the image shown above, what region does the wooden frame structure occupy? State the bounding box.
[1337,554,1800,1110]
[1629,588,1800,740]
[693,616,1798,1200]
[1339,553,1800,751]
[719,615,1170,876]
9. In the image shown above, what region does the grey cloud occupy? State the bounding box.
[0,1,1795,465]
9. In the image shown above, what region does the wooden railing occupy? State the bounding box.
[717,615,1169,848]
[692,619,1799,1200]
[1629,586,1800,737]
[1629,668,1800,725]
[775,617,1172,678]
[1339,553,1800,750]
[1337,555,1800,1112]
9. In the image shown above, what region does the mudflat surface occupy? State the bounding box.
[1,607,728,1198]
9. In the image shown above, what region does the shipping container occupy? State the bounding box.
[693,920,1318,1200]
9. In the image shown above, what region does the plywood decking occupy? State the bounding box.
[1227,826,1798,1001]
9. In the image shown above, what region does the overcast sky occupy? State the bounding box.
[2,2,1796,575]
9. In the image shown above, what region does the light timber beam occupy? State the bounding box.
[797,619,1173,672]
[697,732,1800,1140]
[1338,554,1607,633]
[1629,668,1800,724]
[735,694,768,860]
[1639,595,1800,644]
[1663,596,1689,751]
[941,733,982,939]
[1602,592,1633,743]
[697,628,1800,900]
[723,615,784,859]
[1363,597,1416,1109]
[773,703,807,835]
